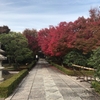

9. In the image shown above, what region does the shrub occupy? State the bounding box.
[28,61,36,71]
[88,47,100,78]
[0,69,28,98]
[63,50,88,66]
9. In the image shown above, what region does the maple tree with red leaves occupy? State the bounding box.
[23,29,39,55]
[73,8,100,54]
[38,7,100,59]
[38,22,76,57]
[38,28,51,55]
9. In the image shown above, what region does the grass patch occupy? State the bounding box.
[50,62,94,77]
[91,81,100,94]
[73,70,94,77]
[4,65,28,71]
[50,62,75,76]
[4,60,36,71]
[3,74,14,80]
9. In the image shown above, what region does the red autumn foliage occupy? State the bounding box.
[73,8,100,53]
[38,22,76,57]
[23,29,39,54]
[38,8,100,56]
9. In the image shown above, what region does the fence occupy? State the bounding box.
[72,64,96,82]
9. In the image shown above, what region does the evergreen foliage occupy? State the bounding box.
[0,32,34,68]
[88,47,100,78]
[63,50,87,66]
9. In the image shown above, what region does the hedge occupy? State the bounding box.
[28,60,36,71]
[0,69,28,98]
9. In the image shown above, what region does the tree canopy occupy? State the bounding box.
[23,29,39,55]
[0,25,10,34]
[0,32,33,67]
[38,22,76,57]
[38,7,100,57]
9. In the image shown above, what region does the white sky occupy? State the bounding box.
[0,0,100,32]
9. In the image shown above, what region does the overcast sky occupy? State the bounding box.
[0,0,100,32]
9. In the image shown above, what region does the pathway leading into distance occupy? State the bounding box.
[5,59,100,100]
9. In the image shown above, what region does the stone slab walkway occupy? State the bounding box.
[5,59,100,100]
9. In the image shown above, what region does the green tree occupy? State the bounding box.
[0,25,10,34]
[63,50,87,66]
[88,47,100,78]
[0,32,33,68]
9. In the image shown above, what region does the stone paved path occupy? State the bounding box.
[5,59,100,100]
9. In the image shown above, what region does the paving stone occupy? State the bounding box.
[46,93,64,100]
[77,90,94,97]
[11,95,28,100]
[59,88,77,97]
[45,89,58,93]
[55,82,68,88]
[29,89,45,98]
[81,96,98,100]
[69,97,82,100]
[29,97,46,100]
[32,83,44,86]
[71,87,86,93]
